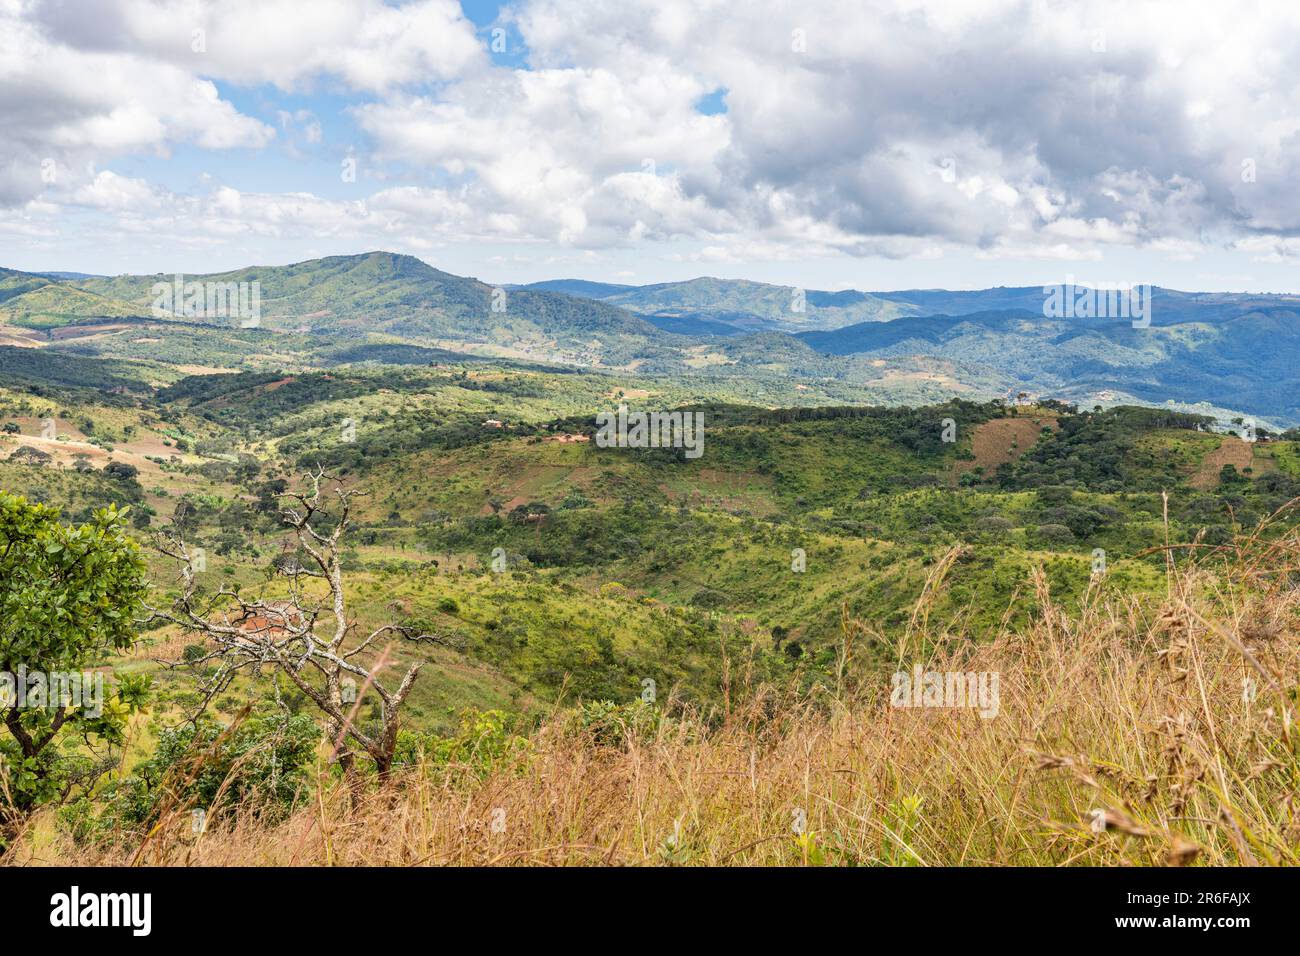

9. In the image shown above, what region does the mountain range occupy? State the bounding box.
[0,252,1297,424]
[522,275,1300,424]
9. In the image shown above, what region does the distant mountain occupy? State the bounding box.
[642,313,748,337]
[33,271,106,280]
[9,254,1300,423]
[873,286,1300,326]
[68,252,681,369]
[522,277,1300,332]
[797,307,1300,423]
[518,275,920,331]
[512,279,638,298]
[0,267,139,328]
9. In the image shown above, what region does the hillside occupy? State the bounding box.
[512,275,1300,424]
[3,353,1298,868]
[4,345,1295,711]
[522,275,921,331]
[0,256,1287,423]
[544,278,1300,328]
[797,308,1300,424]
[20,528,1297,867]
[67,253,684,370]
[0,267,140,329]
[2,322,1298,874]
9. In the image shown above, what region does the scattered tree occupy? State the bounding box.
[150,471,452,788]
[0,492,148,836]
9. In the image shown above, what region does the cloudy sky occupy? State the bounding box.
[3,0,1300,291]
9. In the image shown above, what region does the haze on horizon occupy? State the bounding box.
[4,0,1300,294]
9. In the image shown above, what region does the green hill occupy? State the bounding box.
[73,252,682,369]
[524,275,920,331]
[797,308,1300,424]
[0,268,139,329]
[3,255,1294,424]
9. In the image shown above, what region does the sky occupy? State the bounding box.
[3,0,1300,292]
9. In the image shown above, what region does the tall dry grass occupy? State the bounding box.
[8,521,1300,866]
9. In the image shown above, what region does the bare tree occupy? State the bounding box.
[149,469,449,784]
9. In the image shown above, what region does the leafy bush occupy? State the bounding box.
[69,711,320,842]
[568,699,661,748]
[393,709,529,775]
[1035,523,1074,544]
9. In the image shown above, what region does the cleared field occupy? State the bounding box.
[1190,437,1258,489]
[952,414,1057,481]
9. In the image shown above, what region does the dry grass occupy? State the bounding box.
[7,525,1300,867]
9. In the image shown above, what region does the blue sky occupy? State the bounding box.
[5,0,1300,293]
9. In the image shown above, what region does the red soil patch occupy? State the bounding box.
[1190,438,1260,490]
[5,415,89,442]
[125,434,179,457]
[953,415,1057,482]
[0,419,188,485]
[49,323,131,340]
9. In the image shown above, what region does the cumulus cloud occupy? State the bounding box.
[70,170,165,209]
[0,2,272,205]
[0,0,481,207]
[29,0,485,92]
[7,0,1300,266]
[336,0,1300,261]
[483,0,1300,258]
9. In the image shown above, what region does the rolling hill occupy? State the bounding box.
[520,275,921,331]
[795,307,1300,423]
[67,252,680,369]
[3,254,1298,424]
[519,274,1300,423]
[0,267,140,329]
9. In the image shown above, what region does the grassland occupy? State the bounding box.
[1,346,1298,866]
[11,521,1299,867]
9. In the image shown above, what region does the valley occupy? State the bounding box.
[2,343,1294,727]
[2,253,1298,868]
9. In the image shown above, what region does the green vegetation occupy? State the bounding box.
[0,302,1297,863]
[0,492,149,830]
[4,256,1296,426]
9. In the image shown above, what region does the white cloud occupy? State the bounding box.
[31,0,485,92]
[0,4,273,204]
[8,0,1300,269]
[0,0,482,206]
[70,170,164,210]
[476,0,1300,257]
